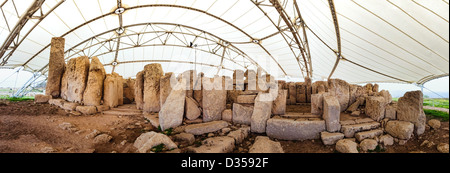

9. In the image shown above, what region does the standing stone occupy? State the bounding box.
[135,71,144,110]
[233,103,254,125]
[143,64,164,113]
[193,72,204,108]
[202,76,226,122]
[328,79,350,112]
[185,97,201,120]
[323,95,341,132]
[160,72,173,107]
[65,56,90,103]
[82,57,105,106]
[296,82,306,103]
[179,70,196,98]
[46,37,66,98]
[103,73,120,108]
[159,79,186,131]
[251,93,273,133]
[116,74,124,106]
[305,77,312,103]
[288,83,296,104]
[366,96,386,122]
[311,93,324,115]
[60,65,69,100]
[272,89,287,115]
[385,103,397,120]
[397,91,426,136]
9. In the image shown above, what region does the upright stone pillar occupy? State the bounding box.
[135,71,144,110]
[104,73,119,108]
[66,56,90,103]
[143,64,164,113]
[160,72,174,107]
[45,37,66,98]
[82,57,105,106]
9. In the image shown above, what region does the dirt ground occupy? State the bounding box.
[0,100,448,153]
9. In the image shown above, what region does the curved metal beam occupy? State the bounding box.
[327,0,343,79]
[417,74,449,85]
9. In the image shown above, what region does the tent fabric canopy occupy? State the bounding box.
[0,0,448,85]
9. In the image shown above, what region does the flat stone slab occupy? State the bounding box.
[110,108,142,113]
[103,110,143,116]
[321,132,345,145]
[340,120,356,126]
[281,112,321,119]
[184,121,229,135]
[144,113,160,128]
[355,118,375,124]
[249,136,284,153]
[341,122,381,138]
[187,136,235,153]
[355,129,384,142]
[266,118,326,141]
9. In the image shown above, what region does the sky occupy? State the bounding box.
[1,68,448,98]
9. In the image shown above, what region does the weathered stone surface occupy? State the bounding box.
[103,73,121,108]
[347,99,361,113]
[222,109,232,122]
[133,132,178,153]
[179,70,197,98]
[373,84,379,93]
[428,119,441,129]
[266,118,326,141]
[355,118,375,124]
[355,129,383,142]
[311,93,323,115]
[351,111,361,117]
[46,37,66,98]
[236,95,257,104]
[251,93,273,133]
[227,127,250,144]
[385,121,414,140]
[312,81,328,94]
[76,106,97,115]
[379,134,394,146]
[202,76,227,122]
[233,103,253,125]
[63,102,79,111]
[135,71,145,110]
[288,83,296,104]
[323,95,341,132]
[35,94,52,103]
[82,57,105,106]
[159,79,186,131]
[64,56,90,103]
[328,79,350,112]
[349,85,364,107]
[123,78,135,104]
[296,83,306,103]
[143,64,164,113]
[364,84,373,95]
[187,136,235,153]
[437,143,449,153]
[93,134,113,144]
[272,90,287,115]
[376,90,392,104]
[360,139,378,152]
[341,122,381,138]
[397,91,426,136]
[249,136,284,153]
[193,73,204,107]
[366,96,386,122]
[385,103,397,120]
[336,139,358,153]
[49,99,65,107]
[184,121,229,135]
[321,132,345,145]
[173,133,195,145]
[185,97,201,120]
[159,72,173,108]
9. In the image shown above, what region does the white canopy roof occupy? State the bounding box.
[0,0,448,84]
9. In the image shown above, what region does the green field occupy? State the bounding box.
[0,95,34,102]
[424,109,449,122]
[423,98,449,109]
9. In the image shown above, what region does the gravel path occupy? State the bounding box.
[424,106,449,113]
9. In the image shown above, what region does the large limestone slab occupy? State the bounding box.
[65,56,90,103]
[328,79,350,112]
[159,79,186,131]
[249,136,284,153]
[82,57,105,106]
[251,93,273,133]
[272,89,287,115]
[143,64,164,113]
[185,97,201,120]
[366,96,386,122]
[202,76,226,122]
[321,132,345,145]
[159,72,173,108]
[232,103,253,125]
[355,129,383,142]
[385,121,414,140]
[385,103,397,120]
[311,93,323,115]
[323,95,341,132]
[45,37,66,98]
[397,91,426,136]
[296,82,306,103]
[193,73,204,107]
[184,121,229,135]
[135,71,144,110]
[236,95,257,104]
[266,118,326,141]
[103,73,120,108]
[340,122,381,138]
[187,136,235,153]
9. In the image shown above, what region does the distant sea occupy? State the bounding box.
[390,90,449,99]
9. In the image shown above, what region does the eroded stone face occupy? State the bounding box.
[202,76,226,122]
[135,71,145,110]
[366,96,387,122]
[159,79,186,131]
[160,72,174,108]
[46,37,66,98]
[251,93,273,133]
[272,90,287,115]
[323,95,341,132]
[396,91,426,136]
[385,120,414,140]
[143,64,164,113]
[83,57,105,106]
[65,56,90,103]
[103,73,122,108]
[233,103,254,125]
[328,79,350,112]
[185,97,201,120]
